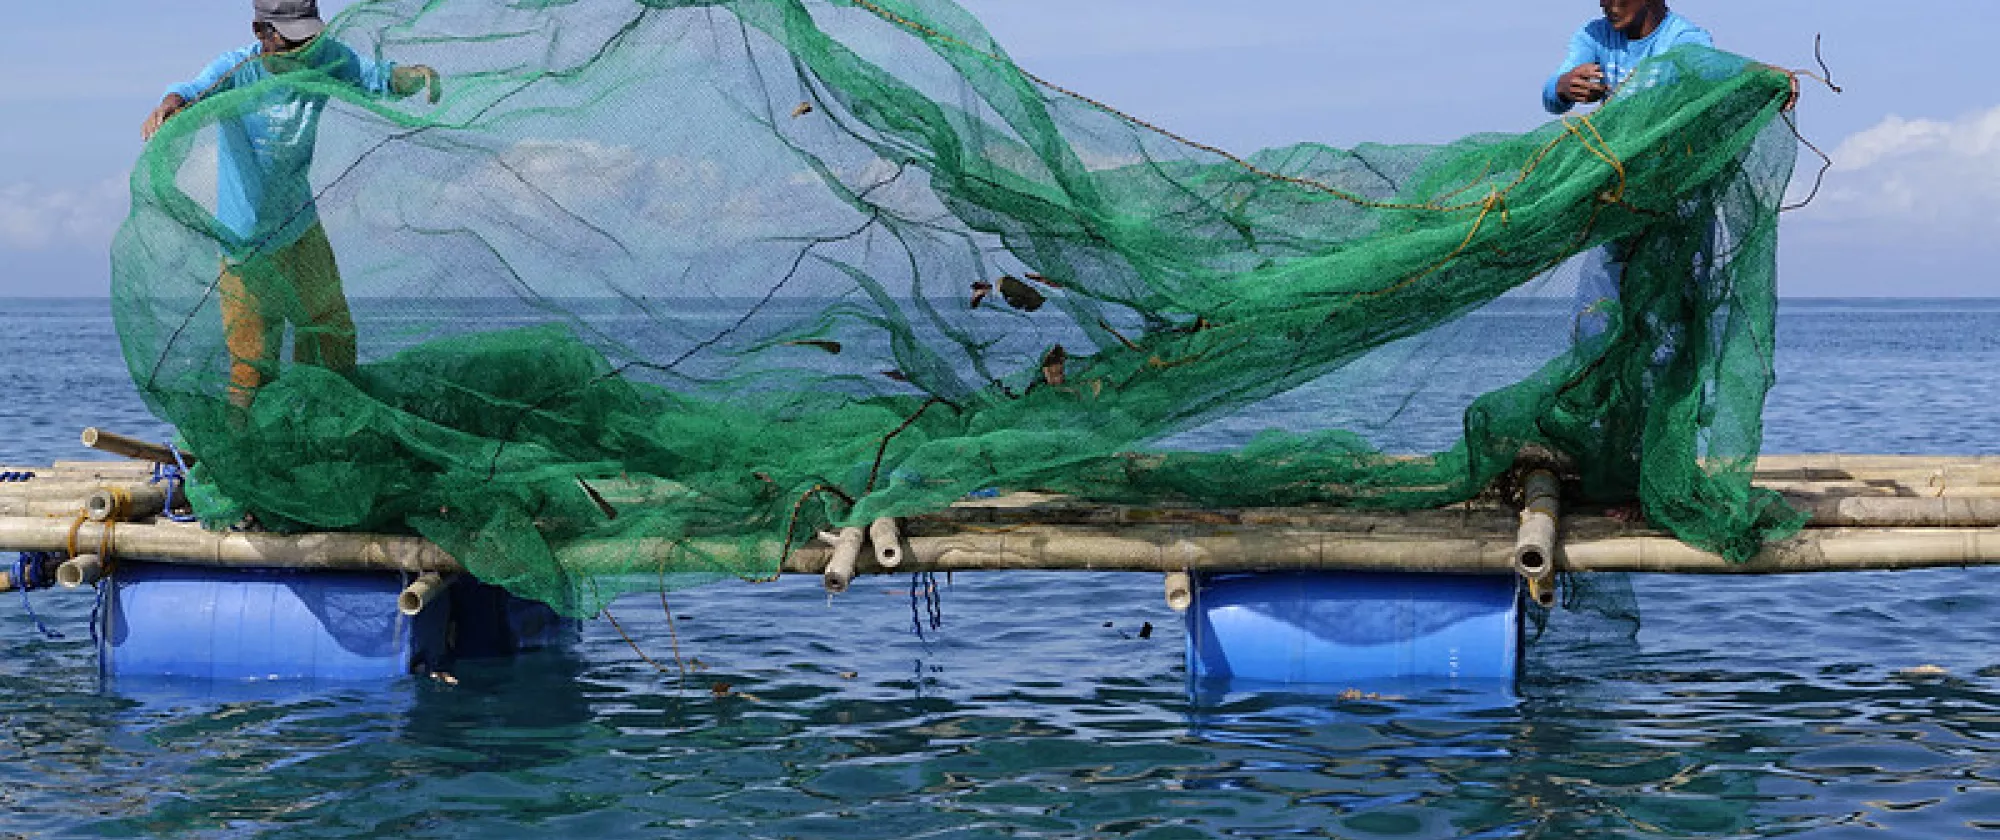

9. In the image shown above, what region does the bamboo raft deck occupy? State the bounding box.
[8,430,2000,592]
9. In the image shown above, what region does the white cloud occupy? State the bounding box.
[0,178,128,251]
[1811,105,2000,229]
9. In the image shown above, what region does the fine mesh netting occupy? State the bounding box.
[113,0,1805,616]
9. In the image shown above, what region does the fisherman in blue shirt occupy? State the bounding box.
[1545,1,1799,345]
[141,0,440,408]
[1545,0,1711,343]
[1544,0,1713,116]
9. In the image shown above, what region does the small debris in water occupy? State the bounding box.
[711,681,733,697]
[839,671,858,680]
[1138,622,1153,639]
[1897,664,1949,678]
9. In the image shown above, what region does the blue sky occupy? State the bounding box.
[0,1,1992,296]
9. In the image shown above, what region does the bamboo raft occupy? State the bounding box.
[7,430,2000,605]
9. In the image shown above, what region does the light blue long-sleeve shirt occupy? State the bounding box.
[167,40,395,255]
[1542,12,1713,114]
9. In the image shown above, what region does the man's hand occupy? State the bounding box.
[1558,63,1609,105]
[391,65,443,104]
[142,93,188,141]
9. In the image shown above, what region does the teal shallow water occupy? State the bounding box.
[2,298,1999,837]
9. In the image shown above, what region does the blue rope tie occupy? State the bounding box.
[151,445,201,523]
[13,552,63,640]
[906,571,943,640]
[0,471,35,483]
[88,578,106,649]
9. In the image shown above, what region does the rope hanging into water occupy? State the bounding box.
[12,553,63,640]
[907,570,942,640]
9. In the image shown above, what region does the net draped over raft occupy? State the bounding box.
[112,0,1806,617]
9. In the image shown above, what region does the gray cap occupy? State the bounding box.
[254,0,326,42]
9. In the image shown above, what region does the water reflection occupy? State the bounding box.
[0,565,1996,837]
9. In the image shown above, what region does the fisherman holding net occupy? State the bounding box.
[140,0,440,410]
[1545,0,1798,343]
[1544,0,1715,344]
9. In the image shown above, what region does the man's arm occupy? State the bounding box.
[142,47,256,140]
[319,40,443,104]
[1543,25,1604,114]
[142,93,189,141]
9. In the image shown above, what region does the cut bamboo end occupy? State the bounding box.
[79,428,193,467]
[868,517,904,569]
[1163,571,1192,612]
[821,527,866,594]
[86,485,168,523]
[1513,470,1561,582]
[398,572,447,616]
[1526,575,1556,608]
[56,554,105,588]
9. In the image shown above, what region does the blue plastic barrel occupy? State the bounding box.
[99,563,576,681]
[1186,571,1521,692]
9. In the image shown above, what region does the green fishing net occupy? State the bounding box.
[112,0,1805,616]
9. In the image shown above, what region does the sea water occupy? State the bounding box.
[1,297,1998,838]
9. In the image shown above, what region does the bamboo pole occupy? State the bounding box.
[1782,494,2000,527]
[1163,571,1193,611]
[50,460,160,473]
[1766,483,2000,500]
[0,479,159,497]
[0,496,91,518]
[398,572,449,616]
[1755,454,2000,473]
[79,428,194,467]
[820,527,865,593]
[0,480,170,519]
[0,517,455,573]
[779,526,2000,577]
[56,554,105,588]
[1,463,156,480]
[1754,460,2000,492]
[2,513,1999,579]
[868,517,905,569]
[1559,528,2000,574]
[86,485,169,523]
[1513,471,1560,609]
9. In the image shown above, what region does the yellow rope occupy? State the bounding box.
[65,515,86,559]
